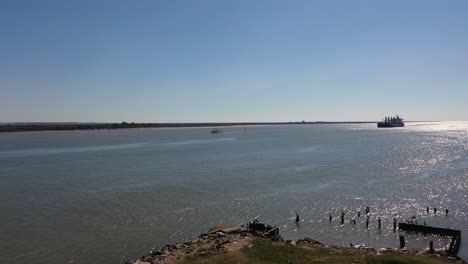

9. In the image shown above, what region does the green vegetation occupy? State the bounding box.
[179,238,456,264]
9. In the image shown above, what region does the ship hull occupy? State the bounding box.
[377,122,405,128]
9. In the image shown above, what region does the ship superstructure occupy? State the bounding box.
[377,115,404,128]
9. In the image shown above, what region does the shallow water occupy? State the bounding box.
[0,122,467,263]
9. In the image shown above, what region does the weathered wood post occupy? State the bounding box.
[429,240,434,253]
[399,235,405,248]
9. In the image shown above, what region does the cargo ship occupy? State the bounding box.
[377,115,404,128]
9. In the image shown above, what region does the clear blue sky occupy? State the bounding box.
[1,0,467,122]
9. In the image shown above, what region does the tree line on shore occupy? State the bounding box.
[0,121,379,133]
[0,122,233,132]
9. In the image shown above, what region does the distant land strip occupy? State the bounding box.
[0,121,377,133]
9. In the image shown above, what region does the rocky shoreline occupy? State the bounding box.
[127,226,251,264]
[127,221,466,264]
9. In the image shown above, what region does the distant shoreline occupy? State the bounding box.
[0,121,379,133]
[0,121,441,133]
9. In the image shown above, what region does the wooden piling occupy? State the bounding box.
[399,235,405,248]
[398,223,461,257]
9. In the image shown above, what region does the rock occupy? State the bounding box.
[218,239,231,246]
[208,224,233,233]
[216,244,225,250]
[161,244,173,252]
[378,248,393,253]
[133,261,151,264]
[216,231,227,237]
[297,237,324,246]
[221,226,245,234]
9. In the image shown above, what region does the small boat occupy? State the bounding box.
[211,128,223,134]
[377,115,404,128]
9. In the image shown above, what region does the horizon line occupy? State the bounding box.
[0,120,445,124]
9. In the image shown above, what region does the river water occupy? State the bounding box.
[0,122,467,263]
